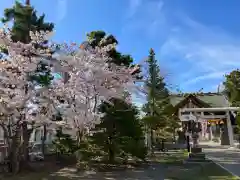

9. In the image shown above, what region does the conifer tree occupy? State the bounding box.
[1,0,54,44]
[142,48,175,151]
[84,31,146,162]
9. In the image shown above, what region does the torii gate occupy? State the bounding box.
[179,107,239,147]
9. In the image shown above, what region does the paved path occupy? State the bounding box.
[202,143,240,177]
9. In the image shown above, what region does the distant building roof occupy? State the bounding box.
[170,92,229,108]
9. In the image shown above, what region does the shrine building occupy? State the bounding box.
[170,92,237,145]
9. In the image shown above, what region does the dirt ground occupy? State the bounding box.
[0,152,238,180]
[1,162,165,180]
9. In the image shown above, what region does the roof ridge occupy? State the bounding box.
[171,92,222,97]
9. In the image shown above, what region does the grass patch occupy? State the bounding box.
[153,150,189,165]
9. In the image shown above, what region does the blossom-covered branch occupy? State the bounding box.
[0,26,140,135]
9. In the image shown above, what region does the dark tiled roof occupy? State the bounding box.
[170,93,229,107]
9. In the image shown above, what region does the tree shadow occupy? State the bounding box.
[1,157,165,180]
[50,162,165,180]
[3,151,235,180]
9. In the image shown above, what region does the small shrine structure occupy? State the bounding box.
[170,93,238,146]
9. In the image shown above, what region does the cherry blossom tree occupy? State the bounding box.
[44,38,139,144]
[0,25,140,173]
[0,27,56,172]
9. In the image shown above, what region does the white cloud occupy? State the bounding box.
[210,82,225,92]
[183,72,226,86]
[124,2,239,92]
[160,15,240,91]
[123,0,166,38]
[127,0,142,18]
[218,82,225,92]
[56,0,67,23]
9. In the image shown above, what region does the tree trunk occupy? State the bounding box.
[173,128,176,143]
[186,135,190,153]
[150,129,154,154]
[22,122,30,164]
[77,130,81,145]
[107,137,115,163]
[0,124,10,148]
[76,130,84,146]
[108,147,115,163]
[41,124,47,156]
[9,122,21,174]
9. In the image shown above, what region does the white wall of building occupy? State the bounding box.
[29,125,76,144]
[0,123,76,145]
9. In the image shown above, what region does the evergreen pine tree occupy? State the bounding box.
[84,31,146,162]
[142,48,175,151]
[1,1,55,86]
[1,1,54,43]
[91,98,146,162]
[85,30,141,77]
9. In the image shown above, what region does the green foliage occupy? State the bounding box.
[86,30,134,67]
[86,30,142,80]
[87,31,118,49]
[1,1,54,43]
[144,49,169,112]
[90,98,147,161]
[1,1,55,86]
[119,136,147,160]
[142,48,179,143]
[99,99,144,138]
[223,70,240,133]
[84,31,146,161]
[142,116,167,130]
[223,69,240,106]
[143,49,172,127]
[52,129,78,155]
[28,61,54,86]
[233,112,240,135]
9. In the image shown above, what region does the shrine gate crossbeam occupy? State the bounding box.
[179,107,239,147]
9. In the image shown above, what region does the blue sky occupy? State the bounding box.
[1,0,240,94]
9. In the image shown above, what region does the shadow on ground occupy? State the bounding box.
[1,157,166,180]
[1,151,238,180]
[50,162,165,180]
